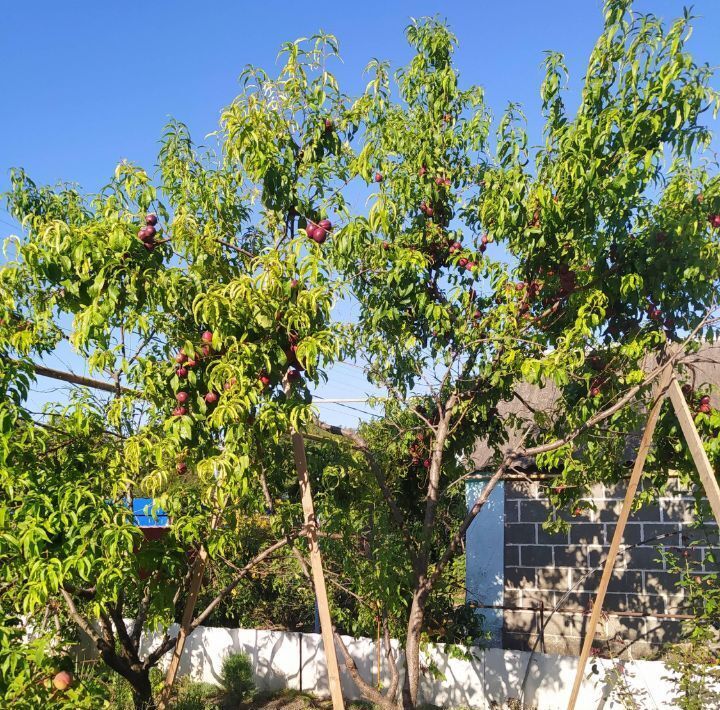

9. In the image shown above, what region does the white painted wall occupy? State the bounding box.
[131,625,715,708]
[465,478,505,644]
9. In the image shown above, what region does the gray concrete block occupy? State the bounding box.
[520,545,553,567]
[505,523,537,544]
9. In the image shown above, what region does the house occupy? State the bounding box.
[465,345,720,658]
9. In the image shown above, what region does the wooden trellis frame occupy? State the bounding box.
[567,371,720,710]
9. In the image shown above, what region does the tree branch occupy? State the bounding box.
[59,587,104,649]
[333,630,396,710]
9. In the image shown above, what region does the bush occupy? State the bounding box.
[220,652,255,702]
[174,679,221,710]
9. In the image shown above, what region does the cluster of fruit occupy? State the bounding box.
[513,280,542,317]
[137,213,160,251]
[682,384,713,415]
[707,213,720,229]
[407,433,431,469]
[172,330,220,417]
[282,329,304,386]
[305,218,332,244]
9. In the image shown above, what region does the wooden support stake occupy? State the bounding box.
[567,368,672,710]
[667,378,720,526]
[291,428,345,710]
[157,546,209,710]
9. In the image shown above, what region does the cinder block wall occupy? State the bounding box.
[503,478,719,657]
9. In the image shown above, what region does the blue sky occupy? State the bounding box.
[2,1,719,426]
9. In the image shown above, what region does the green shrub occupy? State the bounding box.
[220,652,255,702]
[173,679,221,710]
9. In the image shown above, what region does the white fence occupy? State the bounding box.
[131,625,711,708]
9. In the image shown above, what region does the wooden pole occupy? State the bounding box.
[157,546,209,710]
[667,378,720,526]
[291,428,345,710]
[567,367,672,710]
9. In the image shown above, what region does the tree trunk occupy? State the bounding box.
[131,668,156,710]
[402,587,427,709]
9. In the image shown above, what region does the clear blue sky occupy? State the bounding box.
[2,1,719,426]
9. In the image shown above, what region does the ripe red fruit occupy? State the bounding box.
[176,462,187,474]
[465,261,475,271]
[176,391,189,404]
[185,358,198,368]
[287,368,302,382]
[591,386,601,397]
[306,224,318,240]
[473,310,482,319]
[699,402,712,414]
[204,391,219,405]
[290,278,299,289]
[382,241,390,250]
[201,330,213,343]
[709,214,720,229]
[259,373,271,388]
[200,343,212,357]
[481,234,489,246]
[173,406,188,417]
[138,226,154,242]
[701,395,711,405]
[312,227,327,244]
[176,367,188,379]
[318,219,332,231]
[418,165,428,177]
[324,117,334,132]
[458,258,468,267]
[53,671,73,691]
[145,213,158,226]
[374,172,383,183]
[175,351,188,364]
[516,282,525,292]
[423,459,431,469]
[435,176,444,186]
[224,378,236,391]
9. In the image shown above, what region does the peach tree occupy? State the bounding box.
[0,34,354,710]
[314,2,720,706]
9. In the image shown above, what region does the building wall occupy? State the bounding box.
[501,477,718,657]
[465,479,505,644]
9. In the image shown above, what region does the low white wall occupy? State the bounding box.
[133,625,711,708]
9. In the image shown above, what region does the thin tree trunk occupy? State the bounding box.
[402,587,427,708]
[156,545,209,709]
